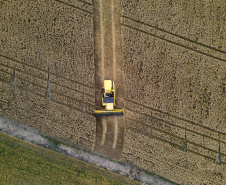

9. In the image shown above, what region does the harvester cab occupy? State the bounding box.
[94,80,123,117]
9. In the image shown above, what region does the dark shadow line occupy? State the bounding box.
[0,69,47,91]
[127,117,226,157]
[0,79,94,116]
[127,117,185,142]
[0,69,11,77]
[122,15,226,55]
[153,115,226,145]
[0,69,96,107]
[125,99,226,136]
[188,149,225,165]
[0,62,48,81]
[0,75,95,109]
[66,0,92,6]
[51,91,95,108]
[51,81,95,98]
[52,99,93,115]
[53,0,92,14]
[128,127,226,165]
[125,107,226,145]
[0,63,95,98]
[122,24,226,63]
[0,54,95,90]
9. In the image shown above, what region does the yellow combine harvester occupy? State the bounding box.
[94,80,123,117]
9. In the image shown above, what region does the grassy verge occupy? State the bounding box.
[0,132,140,185]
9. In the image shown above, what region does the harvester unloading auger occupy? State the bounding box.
[94,80,124,117]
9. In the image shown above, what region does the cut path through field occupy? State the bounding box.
[93,0,125,159]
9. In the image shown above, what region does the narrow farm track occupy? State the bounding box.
[93,0,124,159]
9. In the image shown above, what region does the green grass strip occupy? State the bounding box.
[0,132,140,185]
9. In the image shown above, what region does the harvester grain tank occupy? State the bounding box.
[94,80,123,116]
